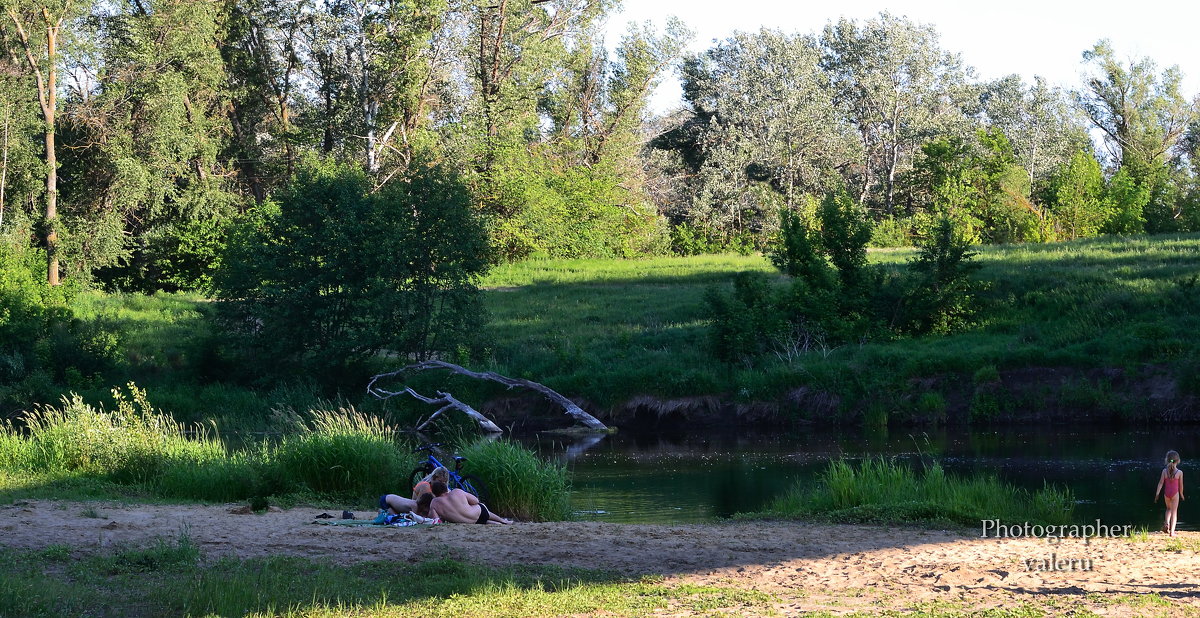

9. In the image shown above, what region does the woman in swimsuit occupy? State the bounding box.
[1154,450,1185,537]
[412,466,450,500]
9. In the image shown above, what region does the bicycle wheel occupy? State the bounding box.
[455,473,490,503]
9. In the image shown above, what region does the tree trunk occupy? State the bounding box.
[368,360,610,433]
[1,104,9,228]
[42,15,59,286]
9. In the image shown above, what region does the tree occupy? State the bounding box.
[1,0,89,284]
[1047,150,1109,240]
[981,75,1090,190]
[214,157,490,378]
[1076,40,1198,232]
[657,28,855,246]
[63,0,239,288]
[1077,40,1195,176]
[820,12,975,213]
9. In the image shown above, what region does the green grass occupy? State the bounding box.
[0,395,572,518]
[12,233,1200,430]
[457,438,572,522]
[747,458,1075,527]
[1,536,1185,617]
[0,539,772,618]
[480,234,1200,419]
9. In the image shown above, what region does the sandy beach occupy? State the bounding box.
[2,500,1197,615]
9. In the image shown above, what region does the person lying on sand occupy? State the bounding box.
[412,467,450,499]
[428,481,512,525]
[379,493,419,515]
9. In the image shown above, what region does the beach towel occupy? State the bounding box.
[311,510,438,528]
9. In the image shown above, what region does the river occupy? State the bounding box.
[518,426,1198,531]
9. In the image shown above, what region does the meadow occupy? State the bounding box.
[15,232,1198,431]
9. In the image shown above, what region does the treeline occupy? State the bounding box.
[2,3,1199,295]
[653,20,1200,251]
[0,0,688,293]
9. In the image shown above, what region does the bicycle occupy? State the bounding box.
[410,443,490,503]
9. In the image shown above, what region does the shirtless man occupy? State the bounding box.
[428,481,512,525]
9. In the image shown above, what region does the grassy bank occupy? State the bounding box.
[1,535,1184,617]
[0,537,771,617]
[8,233,1200,429]
[0,392,569,520]
[480,234,1200,422]
[748,458,1075,528]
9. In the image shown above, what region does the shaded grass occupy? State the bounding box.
[0,539,772,618]
[1,537,1187,617]
[748,458,1075,527]
[457,438,571,522]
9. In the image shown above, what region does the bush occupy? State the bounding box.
[897,217,982,334]
[457,438,571,522]
[215,157,490,379]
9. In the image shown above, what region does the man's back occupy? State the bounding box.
[430,488,480,524]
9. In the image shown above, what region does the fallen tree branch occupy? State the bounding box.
[367,360,608,433]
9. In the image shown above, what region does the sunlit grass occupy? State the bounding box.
[25,233,1200,427]
[0,542,773,618]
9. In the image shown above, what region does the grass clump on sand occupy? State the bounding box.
[269,407,408,500]
[458,438,572,522]
[754,458,1074,527]
[0,540,772,618]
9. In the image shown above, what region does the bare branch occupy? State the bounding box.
[367,360,608,432]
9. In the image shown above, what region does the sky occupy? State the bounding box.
[602,0,1200,114]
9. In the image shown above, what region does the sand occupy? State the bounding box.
[2,500,1198,615]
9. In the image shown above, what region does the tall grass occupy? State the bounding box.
[0,389,574,516]
[458,438,572,522]
[758,458,1075,527]
[11,385,227,486]
[270,407,410,499]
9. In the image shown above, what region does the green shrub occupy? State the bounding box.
[457,438,571,522]
[215,156,490,380]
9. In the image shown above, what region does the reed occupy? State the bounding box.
[761,458,1074,527]
[457,438,572,522]
[261,407,409,500]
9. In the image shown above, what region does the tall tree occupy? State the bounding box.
[820,12,975,214]
[1076,40,1198,232]
[1076,40,1195,176]
[2,0,87,284]
[657,29,856,245]
[981,75,1090,191]
[63,0,238,287]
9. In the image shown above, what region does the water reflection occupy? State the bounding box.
[519,426,1199,530]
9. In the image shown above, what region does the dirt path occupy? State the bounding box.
[3,500,1198,615]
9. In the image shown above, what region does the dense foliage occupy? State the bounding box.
[214,158,489,377]
[1,3,1197,293]
[708,191,981,363]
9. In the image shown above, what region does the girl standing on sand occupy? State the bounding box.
[1154,451,1185,537]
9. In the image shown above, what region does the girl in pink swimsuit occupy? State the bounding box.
[1154,450,1185,537]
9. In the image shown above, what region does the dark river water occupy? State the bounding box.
[517,425,1199,531]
